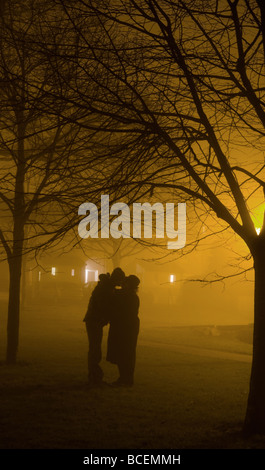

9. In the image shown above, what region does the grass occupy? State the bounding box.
[141,324,253,355]
[0,300,264,449]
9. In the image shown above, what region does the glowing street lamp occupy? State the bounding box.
[169,274,176,283]
[252,202,265,236]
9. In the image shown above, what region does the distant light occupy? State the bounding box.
[71,269,75,277]
[85,268,99,283]
[256,227,261,235]
[38,271,41,282]
[51,267,56,276]
[170,274,176,283]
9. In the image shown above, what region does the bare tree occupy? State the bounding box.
[0,0,104,364]
[55,0,265,435]
[81,236,145,270]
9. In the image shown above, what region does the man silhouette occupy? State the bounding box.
[83,268,125,387]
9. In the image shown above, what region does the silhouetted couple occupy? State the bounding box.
[83,268,140,388]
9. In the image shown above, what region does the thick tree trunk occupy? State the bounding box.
[6,253,23,364]
[243,245,265,435]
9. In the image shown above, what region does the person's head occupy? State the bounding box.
[110,267,125,287]
[124,275,140,292]
[98,273,110,284]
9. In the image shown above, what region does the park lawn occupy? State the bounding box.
[0,301,263,449]
[141,324,253,356]
[0,344,252,449]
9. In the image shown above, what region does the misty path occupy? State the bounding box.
[139,339,252,363]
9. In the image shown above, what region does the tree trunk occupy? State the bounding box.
[6,253,23,364]
[6,111,26,364]
[111,239,122,269]
[112,250,121,269]
[243,244,265,435]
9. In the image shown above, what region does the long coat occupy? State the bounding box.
[106,289,140,365]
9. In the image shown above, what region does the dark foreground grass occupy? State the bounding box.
[0,302,264,449]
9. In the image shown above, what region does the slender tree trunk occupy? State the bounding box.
[112,250,121,269]
[6,251,23,364]
[111,239,122,269]
[243,243,265,434]
[6,113,25,364]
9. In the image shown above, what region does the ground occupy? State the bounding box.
[0,298,264,449]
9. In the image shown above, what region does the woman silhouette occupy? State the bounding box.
[107,275,140,386]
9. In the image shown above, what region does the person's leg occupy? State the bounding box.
[115,357,134,386]
[86,321,104,384]
[121,333,138,386]
[112,325,139,387]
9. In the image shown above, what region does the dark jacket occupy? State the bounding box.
[83,275,113,326]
